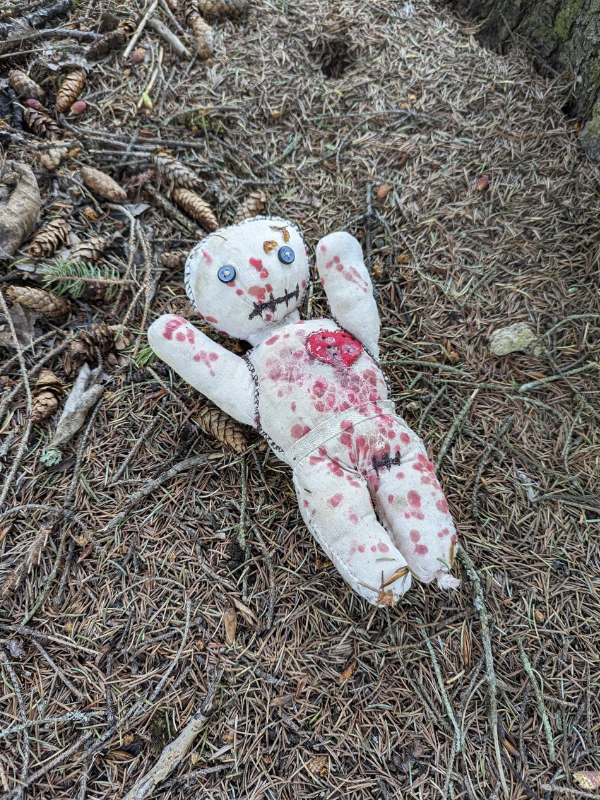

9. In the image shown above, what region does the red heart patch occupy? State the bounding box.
[306,330,363,369]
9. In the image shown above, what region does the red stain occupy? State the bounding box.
[451,534,458,544]
[162,316,186,340]
[410,530,421,542]
[265,335,280,346]
[413,454,435,473]
[320,244,327,252]
[357,543,365,552]
[291,424,310,439]
[303,499,309,508]
[248,285,267,303]
[414,544,429,555]
[400,432,410,445]
[377,541,389,553]
[306,330,362,369]
[330,493,342,507]
[192,350,218,376]
[202,249,212,264]
[175,331,186,341]
[236,289,244,296]
[291,402,296,411]
[370,544,377,552]
[436,498,449,514]
[396,471,405,479]
[408,490,421,508]
[388,494,394,504]
[249,257,263,270]
[205,316,218,324]
[349,511,359,524]
[438,528,451,538]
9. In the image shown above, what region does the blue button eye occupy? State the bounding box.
[278,246,295,264]
[218,265,236,283]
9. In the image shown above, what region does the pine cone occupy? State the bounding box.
[182,0,200,25]
[8,69,46,103]
[233,190,267,223]
[84,20,135,59]
[81,167,127,203]
[6,286,70,318]
[31,369,62,423]
[23,107,61,140]
[172,188,218,230]
[160,250,189,269]
[188,14,213,58]
[29,218,71,258]
[153,150,203,190]
[198,0,247,16]
[196,405,247,453]
[55,69,86,114]
[65,323,129,374]
[67,235,107,263]
[39,146,68,171]
[79,322,117,357]
[31,390,59,422]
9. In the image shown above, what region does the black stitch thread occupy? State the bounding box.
[248,284,300,320]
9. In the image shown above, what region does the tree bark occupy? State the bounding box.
[442,0,600,160]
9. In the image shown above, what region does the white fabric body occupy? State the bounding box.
[148,217,459,605]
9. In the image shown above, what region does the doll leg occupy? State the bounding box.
[293,454,412,605]
[370,425,460,589]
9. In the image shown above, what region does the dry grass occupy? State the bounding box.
[1,0,600,798]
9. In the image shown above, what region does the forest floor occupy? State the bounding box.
[1,0,599,798]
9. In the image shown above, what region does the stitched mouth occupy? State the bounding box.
[248,284,300,320]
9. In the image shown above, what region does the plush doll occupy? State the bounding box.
[148,217,459,605]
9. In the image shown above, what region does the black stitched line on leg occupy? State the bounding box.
[372,451,402,475]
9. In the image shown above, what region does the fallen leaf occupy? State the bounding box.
[0,303,37,349]
[573,772,600,791]
[339,660,357,682]
[270,693,295,707]
[223,606,237,645]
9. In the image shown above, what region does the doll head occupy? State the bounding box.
[184,216,310,340]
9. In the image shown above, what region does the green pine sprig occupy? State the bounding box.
[41,259,122,300]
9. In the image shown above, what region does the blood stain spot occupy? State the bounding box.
[400,432,410,445]
[414,544,429,555]
[388,494,394,504]
[303,499,309,508]
[205,316,218,324]
[175,331,186,342]
[291,424,310,439]
[410,530,421,542]
[357,544,365,552]
[330,493,343,507]
[377,542,389,553]
[371,545,377,552]
[265,335,279,346]
[436,498,449,514]
[291,402,296,411]
[407,490,421,508]
[236,289,244,296]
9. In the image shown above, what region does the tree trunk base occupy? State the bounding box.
[441,0,600,161]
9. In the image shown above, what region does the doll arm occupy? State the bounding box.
[316,231,380,358]
[148,315,256,427]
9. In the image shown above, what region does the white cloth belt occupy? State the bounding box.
[284,400,397,467]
